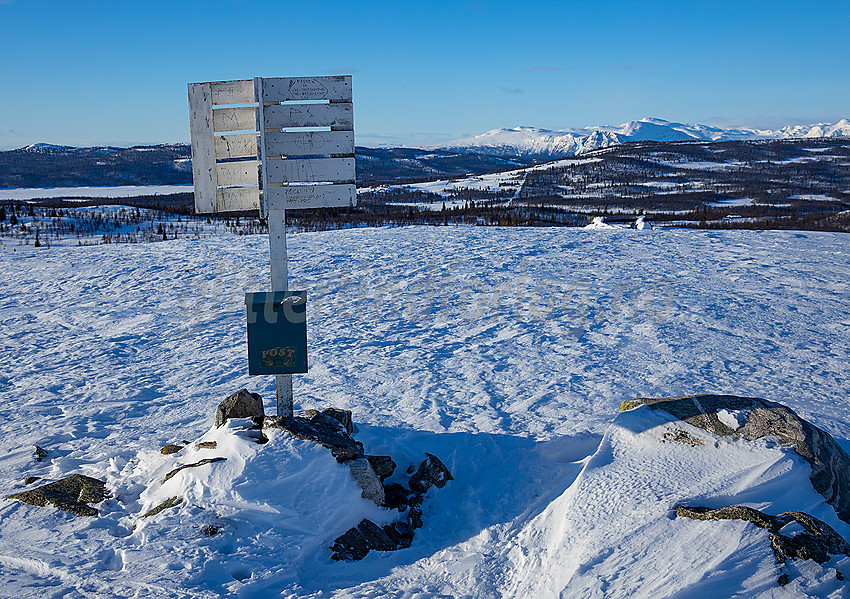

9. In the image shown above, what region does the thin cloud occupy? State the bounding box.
[500,87,524,95]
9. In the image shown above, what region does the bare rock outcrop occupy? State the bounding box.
[5,474,106,517]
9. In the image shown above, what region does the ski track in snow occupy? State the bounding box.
[0,225,848,597]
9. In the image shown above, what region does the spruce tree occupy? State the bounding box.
[0,205,5,222]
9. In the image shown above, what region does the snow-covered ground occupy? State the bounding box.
[0,185,193,200]
[0,226,849,597]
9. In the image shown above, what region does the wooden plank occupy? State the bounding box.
[187,82,217,214]
[266,157,354,184]
[214,133,258,160]
[256,77,270,219]
[264,130,354,157]
[266,183,356,210]
[213,106,257,132]
[216,186,260,212]
[216,160,259,187]
[262,75,351,102]
[210,79,254,105]
[264,103,353,129]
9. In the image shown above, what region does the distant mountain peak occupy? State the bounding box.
[438,118,850,159]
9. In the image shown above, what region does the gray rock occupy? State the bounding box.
[5,474,106,517]
[162,457,227,483]
[264,413,363,462]
[346,458,386,506]
[330,518,410,561]
[305,408,353,433]
[781,510,850,555]
[215,389,264,428]
[32,445,47,462]
[409,453,453,493]
[366,455,396,481]
[624,395,850,522]
[677,504,850,566]
[675,504,787,532]
[142,496,183,518]
[383,482,414,511]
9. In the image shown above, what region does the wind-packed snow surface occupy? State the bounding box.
[0,226,849,597]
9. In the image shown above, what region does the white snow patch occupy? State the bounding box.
[0,185,193,200]
[717,408,748,430]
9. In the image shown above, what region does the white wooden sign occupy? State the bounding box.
[188,75,356,213]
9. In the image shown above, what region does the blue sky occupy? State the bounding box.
[1,0,848,149]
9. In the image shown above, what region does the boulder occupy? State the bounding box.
[366,455,396,481]
[215,389,264,428]
[330,518,409,561]
[264,413,363,462]
[409,453,453,493]
[622,395,850,522]
[5,474,106,517]
[160,444,183,455]
[383,482,414,511]
[305,408,353,433]
[32,445,47,462]
[346,458,386,505]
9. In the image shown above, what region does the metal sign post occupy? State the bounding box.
[188,75,356,417]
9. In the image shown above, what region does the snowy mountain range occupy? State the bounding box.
[438,117,850,160]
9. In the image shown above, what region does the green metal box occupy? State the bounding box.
[245,291,308,375]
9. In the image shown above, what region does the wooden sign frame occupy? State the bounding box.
[188,75,356,214]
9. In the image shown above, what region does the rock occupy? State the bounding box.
[161,444,183,455]
[305,408,353,433]
[366,455,396,481]
[215,389,264,428]
[23,476,40,485]
[407,503,424,530]
[5,474,106,517]
[196,441,217,450]
[677,504,850,565]
[675,505,787,532]
[200,524,223,536]
[662,429,703,446]
[770,531,830,564]
[142,496,183,518]
[406,493,425,529]
[32,445,47,462]
[346,458,386,506]
[382,520,415,549]
[623,395,850,522]
[383,482,413,511]
[264,413,363,462]
[409,453,453,493]
[781,510,850,555]
[163,457,227,483]
[330,518,401,561]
